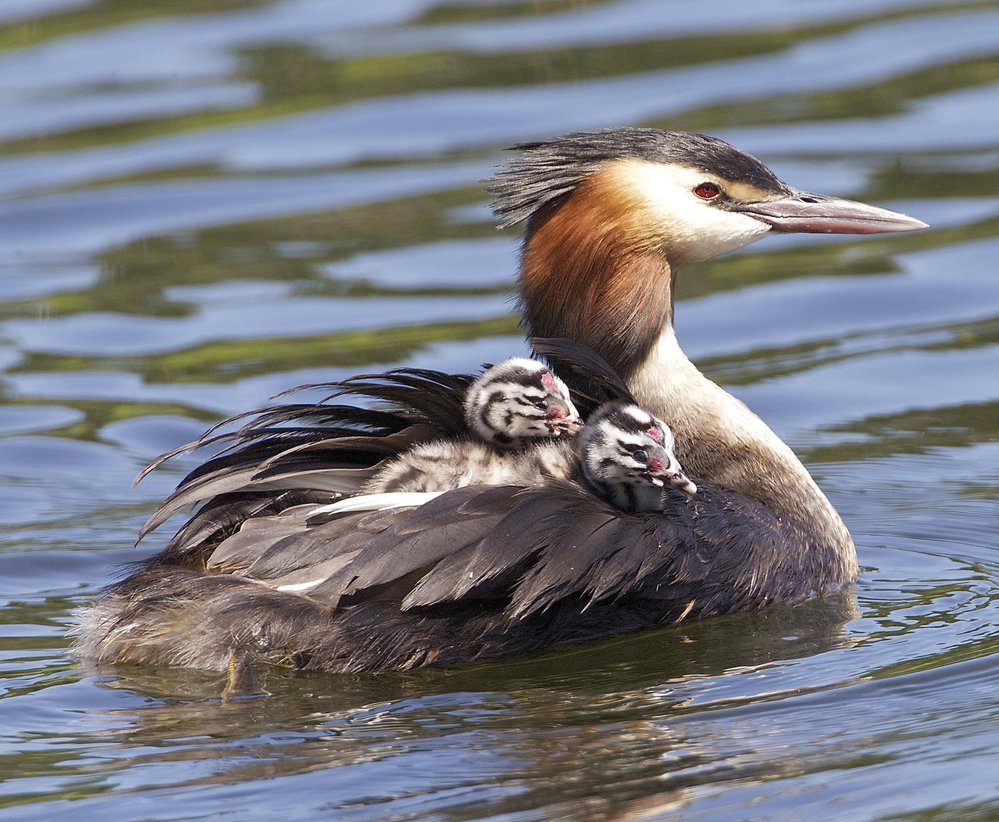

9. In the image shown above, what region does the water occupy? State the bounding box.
[1,1,997,819]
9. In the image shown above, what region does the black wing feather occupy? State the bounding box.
[531,336,634,409]
[400,487,567,608]
[136,367,479,540]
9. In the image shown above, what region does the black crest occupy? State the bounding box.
[487,128,788,228]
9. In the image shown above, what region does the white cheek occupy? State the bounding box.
[671,208,771,263]
[623,162,771,263]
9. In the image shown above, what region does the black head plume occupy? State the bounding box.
[487,128,788,228]
[531,336,633,415]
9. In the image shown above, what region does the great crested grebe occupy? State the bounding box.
[464,357,581,447]
[357,357,583,496]
[579,401,697,509]
[76,128,927,674]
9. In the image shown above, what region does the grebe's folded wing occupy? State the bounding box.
[215,480,806,624]
[306,485,518,606]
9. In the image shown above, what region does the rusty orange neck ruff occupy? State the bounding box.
[518,172,674,381]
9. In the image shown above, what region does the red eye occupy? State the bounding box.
[693,182,721,200]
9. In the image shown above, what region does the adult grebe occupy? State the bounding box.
[76,129,926,674]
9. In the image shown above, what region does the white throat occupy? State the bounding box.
[629,329,792,466]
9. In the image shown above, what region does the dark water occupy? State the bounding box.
[1,1,998,819]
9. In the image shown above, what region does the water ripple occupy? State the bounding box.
[1,1,997,819]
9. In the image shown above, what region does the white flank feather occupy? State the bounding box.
[309,491,445,517]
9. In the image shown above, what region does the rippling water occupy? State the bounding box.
[2,1,997,819]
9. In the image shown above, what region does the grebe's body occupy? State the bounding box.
[76,129,926,673]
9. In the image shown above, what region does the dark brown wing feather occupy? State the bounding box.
[149,490,332,568]
[210,507,400,581]
[228,480,815,622]
[531,336,635,411]
[137,367,478,541]
[400,488,570,608]
[308,485,516,606]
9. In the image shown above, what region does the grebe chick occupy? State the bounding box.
[360,358,582,495]
[580,401,696,512]
[464,357,581,447]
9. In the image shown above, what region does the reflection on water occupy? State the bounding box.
[29,597,859,817]
[1,0,997,819]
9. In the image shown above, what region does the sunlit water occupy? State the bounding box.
[1,1,997,819]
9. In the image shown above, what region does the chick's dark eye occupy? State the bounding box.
[631,449,648,464]
[693,182,721,200]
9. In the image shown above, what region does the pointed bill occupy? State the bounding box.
[733,190,928,235]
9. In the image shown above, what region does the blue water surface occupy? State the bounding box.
[1,1,997,820]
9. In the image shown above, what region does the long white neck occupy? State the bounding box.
[629,328,853,550]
